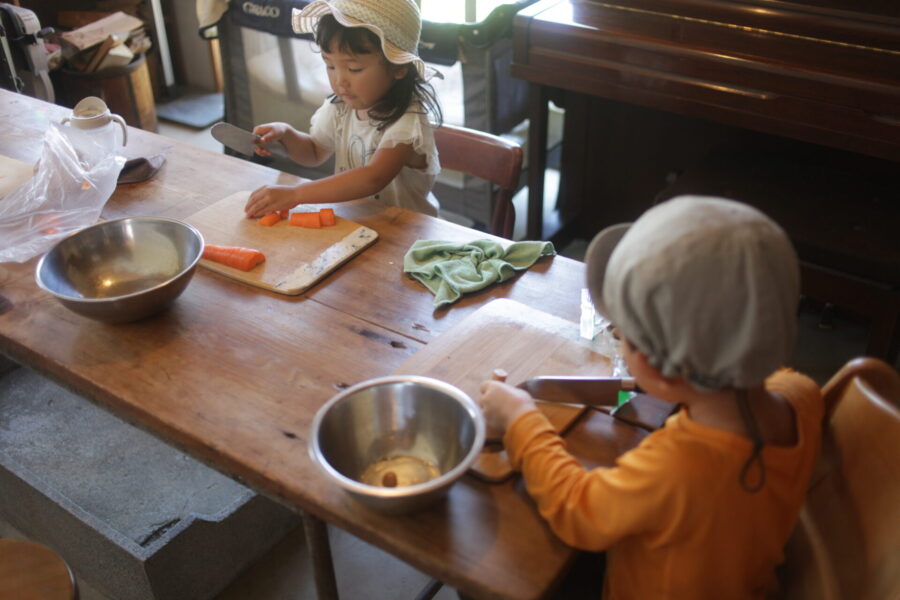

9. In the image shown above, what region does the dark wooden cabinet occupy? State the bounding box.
[512,0,900,359]
[513,0,900,238]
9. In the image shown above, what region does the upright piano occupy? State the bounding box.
[512,0,900,239]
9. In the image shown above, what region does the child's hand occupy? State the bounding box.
[478,381,538,438]
[245,184,299,218]
[252,122,289,156]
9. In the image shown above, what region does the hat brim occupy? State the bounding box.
[292,3,426,80]
[585,223,631,318]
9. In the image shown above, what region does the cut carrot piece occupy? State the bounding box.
[258,212,282,226]
[202,244,266,271]
[319,208,336,227]
[289,211,322,228]
[279,209,289,219]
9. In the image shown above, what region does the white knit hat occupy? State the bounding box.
[293,0,425,79]
[585,196,801,391]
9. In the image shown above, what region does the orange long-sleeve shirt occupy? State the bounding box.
[505,368,823,599]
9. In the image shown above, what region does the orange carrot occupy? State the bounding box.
[279,209,289,219]
[258,212,282,226]
[202,244,266,271]
[319,208,336,227]
[289,211,321,228]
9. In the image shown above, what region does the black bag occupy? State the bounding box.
[0,3,25,93]
[0,3,54,100]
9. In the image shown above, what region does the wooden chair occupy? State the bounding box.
[778,357,900,600]
[434,123,523,239]
[0,538,79,599]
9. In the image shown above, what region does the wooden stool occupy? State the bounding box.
[0,538,78,600]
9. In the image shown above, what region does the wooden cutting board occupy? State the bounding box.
[393,298,614,483]
[183,191,378,295]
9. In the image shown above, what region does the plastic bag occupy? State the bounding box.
[0,121,125,263]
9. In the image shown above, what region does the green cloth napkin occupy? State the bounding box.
[403,239,556,308]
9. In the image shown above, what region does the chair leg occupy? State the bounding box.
[865,307,900,363]
[817,303,835,330]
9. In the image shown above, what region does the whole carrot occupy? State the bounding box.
[202,244,266,271]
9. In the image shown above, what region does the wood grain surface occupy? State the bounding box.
[184,191,377,295]
[394,298,614,482]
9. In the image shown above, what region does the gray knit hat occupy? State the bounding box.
[585,196,801,391]
[292,0,425,79]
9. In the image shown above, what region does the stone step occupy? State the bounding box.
[0,363,299,600]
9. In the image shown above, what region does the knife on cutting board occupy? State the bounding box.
[211,122,290,160]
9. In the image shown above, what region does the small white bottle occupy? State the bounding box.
[580,288,596,340]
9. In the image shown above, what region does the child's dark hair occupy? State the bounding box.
[315,14,442,131]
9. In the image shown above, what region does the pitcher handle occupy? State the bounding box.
[110,114,128,146]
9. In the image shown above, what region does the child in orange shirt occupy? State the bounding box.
[479,196,823,599]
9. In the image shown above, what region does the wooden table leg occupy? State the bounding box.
[527,83,550,240]
[301,511,340,600]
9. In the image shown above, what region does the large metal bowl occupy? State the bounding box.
[310,376,486,515]
[35,217,204,323]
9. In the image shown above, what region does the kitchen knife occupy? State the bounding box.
[515,376,676,430]
[516,376,637,407]
[210,122,290,160]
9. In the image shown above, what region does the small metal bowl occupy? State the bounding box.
[35,217,204,323]
[310,376,486,515]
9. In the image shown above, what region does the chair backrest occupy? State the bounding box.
[779,357,900,600]
[434,123,523,239]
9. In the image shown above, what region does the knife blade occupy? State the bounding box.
[210,122,290,160]
[516,376,637,407]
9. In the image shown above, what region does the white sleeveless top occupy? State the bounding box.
[309,99,441,216]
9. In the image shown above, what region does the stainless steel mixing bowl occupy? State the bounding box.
[35,216,204,323]
[309,376,486,515]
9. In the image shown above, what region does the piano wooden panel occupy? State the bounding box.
[513,0,900,238]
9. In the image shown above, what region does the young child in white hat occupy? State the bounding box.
[244,0,443,218]
[479,196,824,598]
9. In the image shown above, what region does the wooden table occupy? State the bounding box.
[0,89,647,600]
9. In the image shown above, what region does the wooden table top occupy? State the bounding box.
[0,89,646,600]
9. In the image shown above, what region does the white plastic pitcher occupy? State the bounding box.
[61,96,127,147]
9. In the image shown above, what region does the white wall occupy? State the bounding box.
[167,0,217,91]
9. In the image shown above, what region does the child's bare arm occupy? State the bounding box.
[253,122,332,167]
[244,143,415,217]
